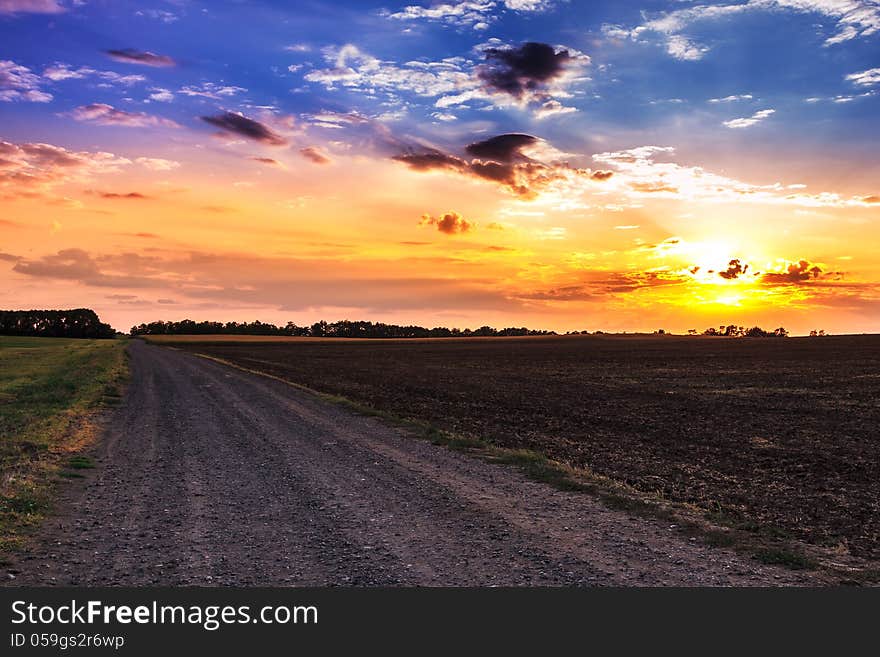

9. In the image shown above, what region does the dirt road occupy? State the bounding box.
[8,341,815,586]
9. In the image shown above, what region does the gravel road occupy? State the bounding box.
[7,340,816,586]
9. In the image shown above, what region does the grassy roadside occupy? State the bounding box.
[0,336,128,560]
[186,348,878,584]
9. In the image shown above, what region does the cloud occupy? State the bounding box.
[135,157,180,171]
[70,103,180,128]
[300,146,331,164]
[761,260,823,285]
[709,94,754,103]
[385,1,497,28]
[304,44,474,98]
[12,249,162,288]
[135,9,179,23]
[0,251,21,262]
[395,133,612,199]
[722,108,775,128]
[304,41,585,118]
[420,211,474,234]
[42,63,146,86]
[603,1,880,60]
[105,49,176,67]
[0,60,52,103]
[477,41,587,105]
[249,156,282,167]
[384,0,555,29]
[148,87,174,102]
[592,144,875,208]
[91,191,150,200]
[200,112,288,145]
[0,0,63,14]
[11,248,521,313]
[846,67,880,87]
[718,259,748,279]
[534,99,577,119]
[179,82,247,99]
[521,269,689,302]
[465,133,537,161]
[0,139,130,198]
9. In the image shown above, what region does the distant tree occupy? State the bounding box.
[128,318,558,339]
[1,309,115,339]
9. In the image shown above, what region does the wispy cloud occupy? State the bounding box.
[0,139,130,198]
[105,49,176,68]
[42,63,146,86]
[708,94,753,103]
[300,147,331,164]
[0,60,52,102]
[846,67,880,87]
[384,0,556,30]
[0,0,64,15]
[70,103,180,128]
[722,108,775,128]
[603,1,880,60]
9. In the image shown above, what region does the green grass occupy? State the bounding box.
[754,548,817,570]
[0,336,127,555]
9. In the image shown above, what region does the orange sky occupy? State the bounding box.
[2,2,879,335]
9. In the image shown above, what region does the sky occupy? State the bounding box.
[1,0,879,334]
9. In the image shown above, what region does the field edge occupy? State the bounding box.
[181,346,876,585]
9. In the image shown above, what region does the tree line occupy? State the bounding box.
[687,325,789,337]
[129,319,557,339]
[0,309,115,339]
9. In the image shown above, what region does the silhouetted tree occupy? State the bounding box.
[1,309,115,339]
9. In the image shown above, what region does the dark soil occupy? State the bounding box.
[4,340,817,586]
[172,334,880,562]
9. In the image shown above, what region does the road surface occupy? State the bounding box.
[8,340,815,586]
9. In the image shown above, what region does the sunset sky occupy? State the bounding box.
[1,0,879,334]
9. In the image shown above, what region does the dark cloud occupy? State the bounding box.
[523,270,691,302]
[105,49,176,67]
[478,42,574,100]
[200,112,288,146]
[92,191,150,200]
[300,146,331,165]
[394,134,611,199]
[761,260,823,285]
[465,133,537,162]
[133,232,159,238]
[420,211,473,235]
[0,251,21,262]
[392,149,463,172]
[249,157,281,166]
[718,259,748,280]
